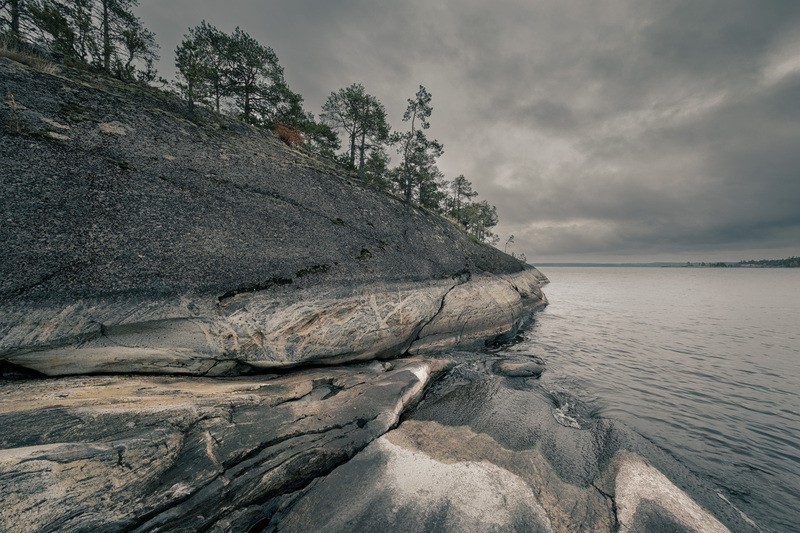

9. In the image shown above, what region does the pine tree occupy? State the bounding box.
[175,30,211,111]
[225,27,282,122]
[27,1,76,57]
[395,85,442,203]
[362,147,390,190]
[5,0,158,80]
[114,8,157,81]
[450,174,478,226]
[196,22,229,113]
[0,0,25,40]
[321,83,390,176]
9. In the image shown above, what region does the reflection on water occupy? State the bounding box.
[509,267,800,533]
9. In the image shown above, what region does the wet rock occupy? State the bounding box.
[493,358,546,378]
[0,357,452,532]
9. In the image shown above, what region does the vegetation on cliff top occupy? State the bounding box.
[2,1,503,244]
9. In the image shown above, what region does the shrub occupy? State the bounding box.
[275,122,305,147]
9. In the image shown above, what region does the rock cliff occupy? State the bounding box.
[0,57,546,376]
[0,57,752,533]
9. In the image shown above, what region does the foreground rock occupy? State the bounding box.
[268,354,757,533]
[0,357,451,531]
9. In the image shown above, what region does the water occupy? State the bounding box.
[511,267,800,532]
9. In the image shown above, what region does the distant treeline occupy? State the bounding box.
[686,257,799,268]
[1,3,503,244]
[735,257,800,268]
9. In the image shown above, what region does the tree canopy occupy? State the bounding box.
[2,0,158,81]
[321,83,390,178]
[174,22,337,155]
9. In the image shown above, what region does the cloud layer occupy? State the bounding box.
[139,0,800,261]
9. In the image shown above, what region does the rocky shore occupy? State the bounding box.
[0,57,755,532]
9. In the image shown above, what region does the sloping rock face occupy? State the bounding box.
[0,57,546,375]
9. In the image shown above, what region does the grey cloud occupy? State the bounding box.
[137,0,800,261]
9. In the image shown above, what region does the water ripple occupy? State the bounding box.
[521,267,800,533]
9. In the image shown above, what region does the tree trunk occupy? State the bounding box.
[124,48,134,78]
[10,0,19,36]
[401,142,413,202]
[349,129,356,167]
[357,131,367,179]
[403,164,412,202]
[187,78,195,112]
[102,0,111,72]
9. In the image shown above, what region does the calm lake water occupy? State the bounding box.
[515,267,799,532]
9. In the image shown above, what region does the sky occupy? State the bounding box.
[137,0,800,263]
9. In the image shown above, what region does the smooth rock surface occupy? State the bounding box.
[410,270,547,354]
[268,354,756,533]
[493,357,546,377]
[0,357,451,532]
[613,453,730,533]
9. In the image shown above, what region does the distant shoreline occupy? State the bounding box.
[537,259,799,268]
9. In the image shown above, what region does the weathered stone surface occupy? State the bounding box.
[0,270,545,376]
[0,55,527,307]
[612,453,730,533]
[0,357,452,532]
[0,279,448,375]
[493,357,546,377]
[304,432,555,532]
[410,269,548,354]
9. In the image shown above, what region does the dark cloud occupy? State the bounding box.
[138,0,800,261]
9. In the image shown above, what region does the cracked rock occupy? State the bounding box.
[0,358,452,532]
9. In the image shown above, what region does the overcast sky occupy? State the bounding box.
[138,0,800,262]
